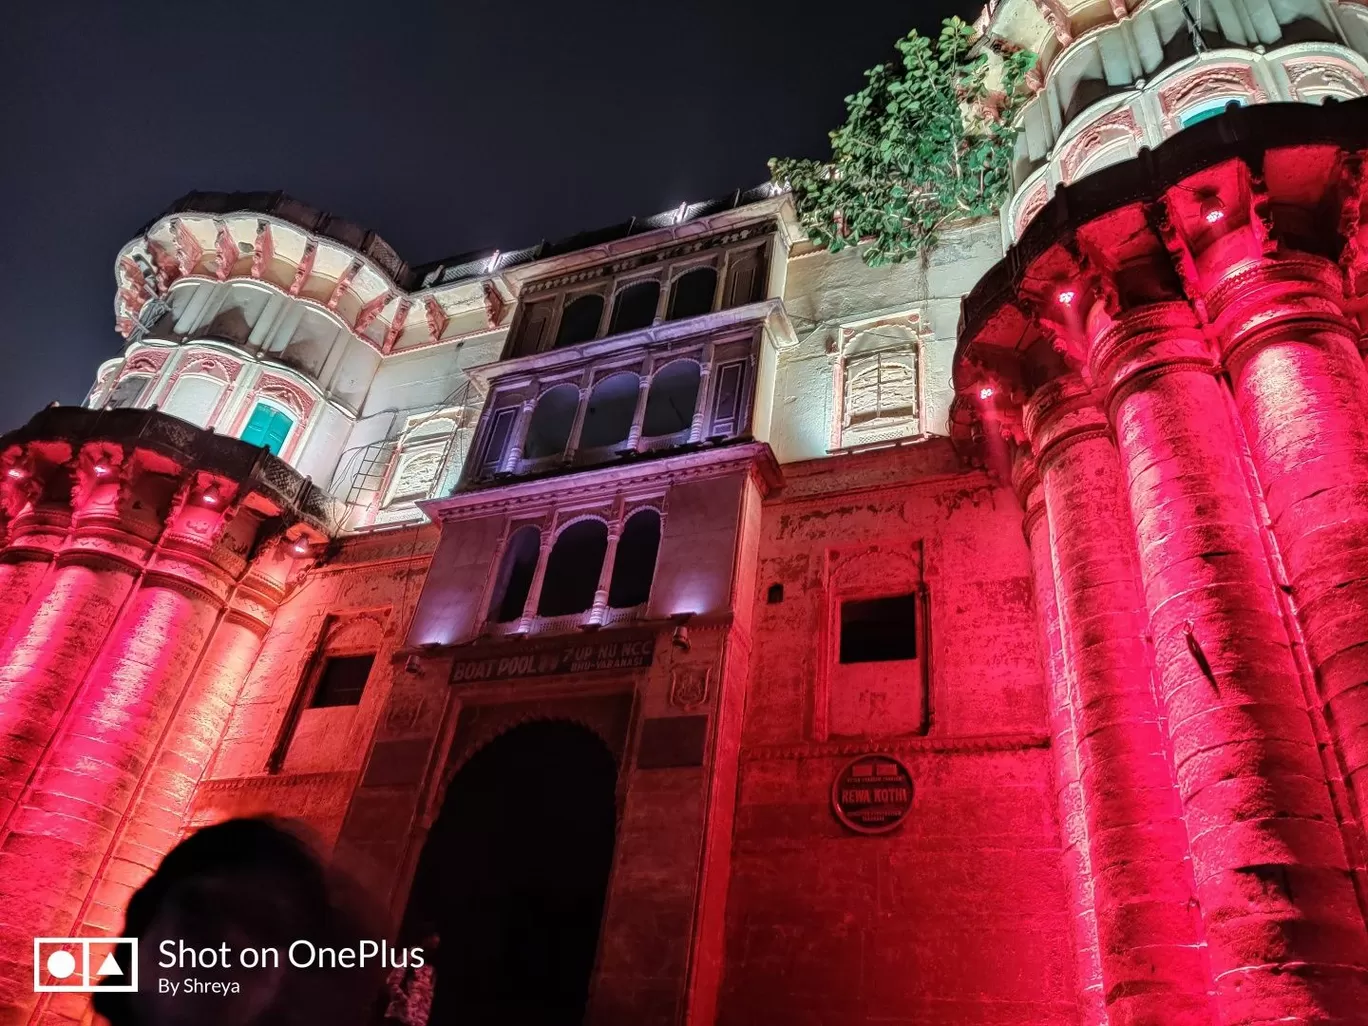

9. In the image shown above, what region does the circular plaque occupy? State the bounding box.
[831,754,914,834]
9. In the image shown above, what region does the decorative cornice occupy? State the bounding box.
[419,442,783,524]
[518,222,778,297]
[464,299,794,390]
[740,731,1050,762]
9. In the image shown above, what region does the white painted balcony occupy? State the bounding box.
[461,299,788,487]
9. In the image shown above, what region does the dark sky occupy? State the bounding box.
[0,0,978,431]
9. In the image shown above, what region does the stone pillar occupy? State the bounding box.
[0,479,259,1023]
[1025,375,1214,1026]
[586,523,623,627]
[688,345,715,444]
[0,465,71,642]
[0,559,53,644]
[499,397,537,473]
[516,532,556,633]
[0,557,142,831]
[1209,256,1368,829]
[6,579,223,1023]
[1091,303,1368,1023]
[562,386,591,464]
[80,606,270,938]
[1012,448,1105,1026]
[626,365,653,452]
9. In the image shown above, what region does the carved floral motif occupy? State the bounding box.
[1059,107,1139,185]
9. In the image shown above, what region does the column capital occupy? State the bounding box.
[1088,301,1215,409]
[1204,254,1354,367]
[1022,375,1109,466]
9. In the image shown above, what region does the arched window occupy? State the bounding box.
[579,372,639,451]
[555,294,604,348]
[524,384,581,460]
[538,520,608,617]
[489,525,541,623]
[608,509,661,609]
[240,402,295,455]
[608,281,660,335]
[106,374,151,409]
[642,361,700,438]
[666,268,717,321]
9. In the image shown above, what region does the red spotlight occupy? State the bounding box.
[1201,197,1225,224]
[200,485,221,507]
[292,539,310,556]
[93,463,112,478]
[5,467,25,480]
[1056,288,1076,307]
[979,386,995,400]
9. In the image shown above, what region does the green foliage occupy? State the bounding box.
[770,17,1036,266]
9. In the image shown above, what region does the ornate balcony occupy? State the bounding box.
[460,298,788,488]
[0,406,343,534]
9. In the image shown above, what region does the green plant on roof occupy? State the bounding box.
[771,16,1036,266]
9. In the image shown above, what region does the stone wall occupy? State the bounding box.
[715,440,1079,1026]
[191,525,439,850]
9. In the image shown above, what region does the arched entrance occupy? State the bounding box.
[403,719,619,1026]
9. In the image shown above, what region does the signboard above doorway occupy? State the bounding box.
[449,631,656,684]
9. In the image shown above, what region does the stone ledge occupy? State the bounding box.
[740,731,1050,762]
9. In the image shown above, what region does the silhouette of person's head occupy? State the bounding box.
[94,817,382,1026]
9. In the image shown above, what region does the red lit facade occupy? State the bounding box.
[5,4,1368,1024]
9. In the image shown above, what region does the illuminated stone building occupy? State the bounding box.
[5,1,1368,1023]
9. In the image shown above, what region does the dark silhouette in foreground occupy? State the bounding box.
[94,817,383,1026]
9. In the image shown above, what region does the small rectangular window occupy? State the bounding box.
[839,595,917,663]
[310,654,375,708]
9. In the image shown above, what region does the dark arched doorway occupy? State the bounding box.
[402,720,618,1026]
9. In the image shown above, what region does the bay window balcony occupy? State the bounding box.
[463,300,781,486]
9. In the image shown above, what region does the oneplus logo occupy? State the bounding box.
[33,937,138,993]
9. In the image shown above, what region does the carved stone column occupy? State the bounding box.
[562,386,592,464]
[0,453,72,643]
[625,363,653,452]
[0,448,160,838]
[0,408,333,1026]
[586,522,623,627]
[1025,376,1214,1026]
[1012,447,1105,1026]
[516,531,556,633]
[76,548,294,940]
[1208,255,1368,830]
[1092,301,1368,1023]
[499,396,537,473]
[0,477,286,1026]
[688,344,715,444]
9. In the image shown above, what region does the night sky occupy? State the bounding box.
[0,0,979,431]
